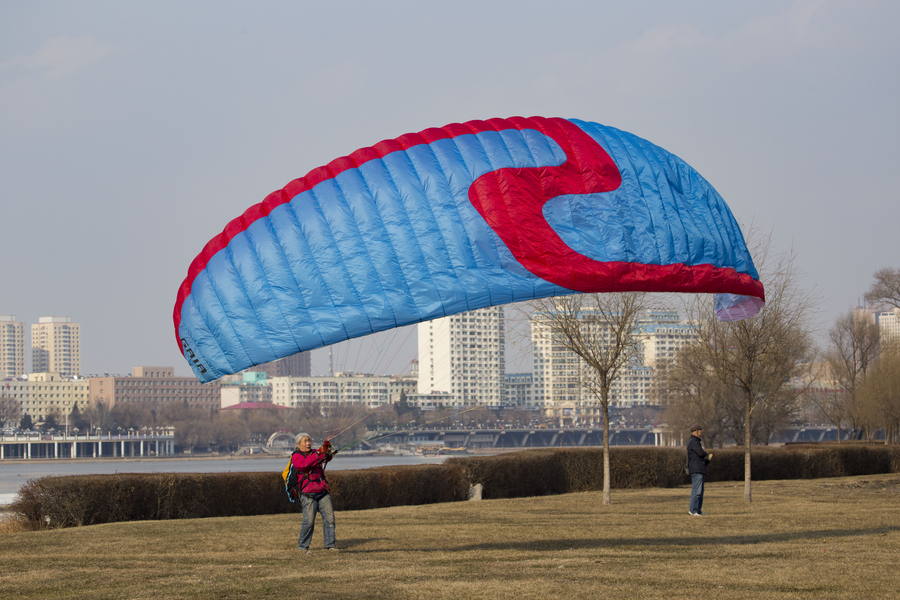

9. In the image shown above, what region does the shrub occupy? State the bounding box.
[329,463,467,510]
[449,447,686,499]
[701,444,900,482]
[9,463,467,531]
[11,471,287,529]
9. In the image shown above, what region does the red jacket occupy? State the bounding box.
[291,449,331,495]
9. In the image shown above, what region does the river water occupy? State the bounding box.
[0,454,449,506]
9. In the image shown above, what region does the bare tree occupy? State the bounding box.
[530,292,649,504]
[665,331,804,449]
[659,342,731,449]
[746,386,803,445]
[110,403,154,430]
[69,403,91,432]
[41,413,59,432]
[814,310,881,439]
[855,341,900,444]
[864,267,900,310]
[212,414,250,452]
[0,396,22,428]
[175,418,212,454]
[86,400,115,432]
[684,237,818,501]
[802,379,850,440]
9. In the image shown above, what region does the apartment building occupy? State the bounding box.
[1,378,30,408]
[638,311,698,369]
[505,372,536,408]
[20,373,91,422]
[32,316,80,377]
[531,309,696,422]
[0,315,25,379]
[89,366,220,411]
[876,307,900,343]
[417,306,506,407]
[269,372,398,409]
[388,373,418,404]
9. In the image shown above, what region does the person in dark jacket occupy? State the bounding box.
[686,424,713,515]
[292,433,337,553]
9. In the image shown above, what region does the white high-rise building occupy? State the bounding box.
[0,315,26,379]
[638,311,698,369]
[876,307,900,344]
[531,309,697,421]
[32,316,81,377]
[417,306,505,407]
[505,373,536,408]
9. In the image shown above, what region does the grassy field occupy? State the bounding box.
[1,473,899,599]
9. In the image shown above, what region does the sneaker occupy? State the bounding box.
[689,511,697,515]
[299,548,311,554]
[326,547,339,552]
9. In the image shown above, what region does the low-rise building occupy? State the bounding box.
[89,367,220,411]
[388,374,418,404]
[20,373,91,422]
[270,372,394,409]
[220,372,272,408]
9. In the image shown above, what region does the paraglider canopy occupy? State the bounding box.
[174,116,764,382]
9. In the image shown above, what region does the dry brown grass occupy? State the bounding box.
[0,511,29,534]
[1,474,899,599]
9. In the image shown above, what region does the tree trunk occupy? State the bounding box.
[602,400,611,505]
[744,395,752,502]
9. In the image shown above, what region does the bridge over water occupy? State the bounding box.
[0,431,176,460]
[363,426,849,450]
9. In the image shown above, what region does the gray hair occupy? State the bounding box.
[294,433,311,445]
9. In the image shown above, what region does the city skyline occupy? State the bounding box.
[2,2,899,378]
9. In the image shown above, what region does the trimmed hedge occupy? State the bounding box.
[447,446,687,499]
[11,463,468,530]
[700,444,900,482]
[329,463,467,511]
[10,444,900,530]
[12,471,287,528]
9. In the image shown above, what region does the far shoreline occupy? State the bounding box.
[0,446,526,467]
[0,453,289,466]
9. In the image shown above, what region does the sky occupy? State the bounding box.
[2,1,898,378]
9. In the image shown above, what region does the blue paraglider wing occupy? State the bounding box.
[175,117,763,382]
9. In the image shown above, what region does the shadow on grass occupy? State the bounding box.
[336,537,389,549]
[462,526,900,552]
[337,527,900,554]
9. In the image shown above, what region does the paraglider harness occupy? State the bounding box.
[283,448,336,503]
